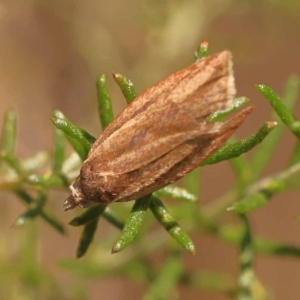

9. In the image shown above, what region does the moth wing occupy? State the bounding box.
[83,98,230,176]
[85,51,235,175]
[89,51,234,153]
[110,106,254,202]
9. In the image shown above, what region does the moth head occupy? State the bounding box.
[63,177,94,211]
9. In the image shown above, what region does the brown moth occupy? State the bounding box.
[64,51,253,210]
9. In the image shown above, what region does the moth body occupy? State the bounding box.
[64,51,253,210]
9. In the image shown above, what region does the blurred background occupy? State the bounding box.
[1,0,300,299]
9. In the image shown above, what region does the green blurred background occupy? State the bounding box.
[1,0,300,299]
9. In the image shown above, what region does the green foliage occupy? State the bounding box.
[69,205,106,226]
[77,218,100,258]
[1,44,300,300]
[96,74,115,129]
[51,114,95,153]
[112,195,152,253]
[150,196,196,254]
[256,84,300,139]
[201,121,277,166]
[113,72,137,103]
[206,97,249,123]
[195,40,209,60]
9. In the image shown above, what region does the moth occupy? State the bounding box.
[64,51,253,210]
